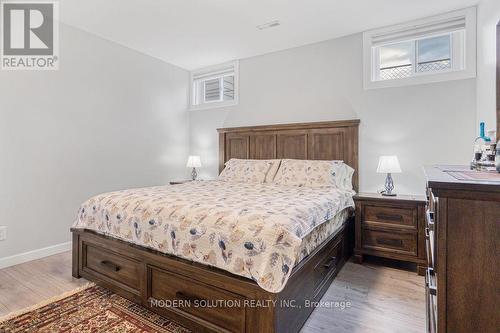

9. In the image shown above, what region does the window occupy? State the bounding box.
[376,33,457,81]
[363,7,476,89]
[190,61,238,110]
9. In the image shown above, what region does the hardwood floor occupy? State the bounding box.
[302,259,425,333]
[0,252,88,318]
[0,252,424,332]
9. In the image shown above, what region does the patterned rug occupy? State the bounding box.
[0,284,191,333]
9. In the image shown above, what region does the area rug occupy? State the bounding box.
[0,284,191,333]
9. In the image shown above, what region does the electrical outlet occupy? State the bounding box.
[0,226,6,241]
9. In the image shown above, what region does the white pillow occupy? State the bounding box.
[334,163,355,191]
[273,159,354,190]
[218,159,273,183]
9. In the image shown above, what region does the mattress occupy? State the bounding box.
[73,180,354,293]
[296,208,349,264]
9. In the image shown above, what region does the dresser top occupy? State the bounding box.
[424,165,500,193]
[355,192,426,203]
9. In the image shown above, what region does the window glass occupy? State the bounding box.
[223,75,234,101]
[417,35,451,73]
[379,41,413,80]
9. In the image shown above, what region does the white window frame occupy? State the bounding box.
[189,61,239,111]
[363,7,476,90]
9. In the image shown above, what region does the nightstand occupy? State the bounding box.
[353,193,427,275]
[169,180,193,185]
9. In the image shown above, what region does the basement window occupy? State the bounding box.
[190,61,238,110]
[363,7,476,89]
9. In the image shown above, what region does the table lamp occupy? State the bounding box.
[186,155,202,180]
[377,155,402,196]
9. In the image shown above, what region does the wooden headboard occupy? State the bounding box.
[217,119,360,191]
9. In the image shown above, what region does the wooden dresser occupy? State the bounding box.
[424,166,499,333]
[353,193,427,275]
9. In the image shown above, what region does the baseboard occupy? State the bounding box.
[0,241,71,270]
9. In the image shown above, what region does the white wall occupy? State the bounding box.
[190,33,477,195]
[0,24,190,260]
[477,0,500,134]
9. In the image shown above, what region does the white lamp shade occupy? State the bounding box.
[377,156,402,173]
[186,155,202,168]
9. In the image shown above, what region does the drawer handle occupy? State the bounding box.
[175,291,204,303]
[100,260,120,272]
[376,238,403,247]
[425,239,430,265]
[323,256,337,269]
[375,213,403,222]
[426,209,435,230]
[426,268,437,296]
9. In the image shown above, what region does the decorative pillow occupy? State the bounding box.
[218,159,273,183]
[273,159,354,190]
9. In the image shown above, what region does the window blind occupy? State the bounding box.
[192,65,235,81]
[204,78,221,102]
[371,16,466,46]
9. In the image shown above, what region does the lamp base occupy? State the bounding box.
[382,173,396,196]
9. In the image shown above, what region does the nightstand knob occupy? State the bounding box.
[323,256,337,269]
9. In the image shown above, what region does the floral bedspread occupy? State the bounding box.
[73,180,354,293]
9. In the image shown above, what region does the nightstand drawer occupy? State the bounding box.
[364,205,417,228]
[361,228,417,256]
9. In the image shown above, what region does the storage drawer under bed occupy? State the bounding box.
[311,237,344,298]
[80,242,142,299]
[148,266,247,333]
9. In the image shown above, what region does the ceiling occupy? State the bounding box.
[60,0,480,70]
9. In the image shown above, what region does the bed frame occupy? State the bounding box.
[71,119,360,333]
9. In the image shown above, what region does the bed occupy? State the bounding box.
[71,119,360,333]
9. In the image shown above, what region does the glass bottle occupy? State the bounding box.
[471,122,489,170]
[496,140,500,172]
